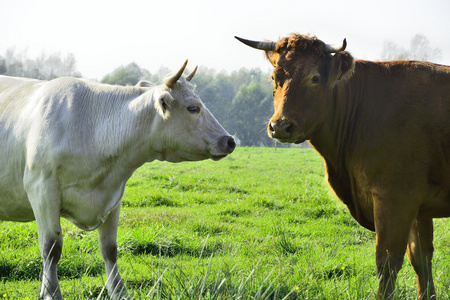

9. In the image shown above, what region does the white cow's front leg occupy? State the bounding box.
[38,225,63,300]
[25,172,64,300]
[98,204,130,300]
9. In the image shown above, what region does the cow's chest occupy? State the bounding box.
[60,180,127,231]
[50,155,136,230]
[325,162,376,230]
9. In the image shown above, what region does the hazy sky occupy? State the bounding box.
[1,0,449,80]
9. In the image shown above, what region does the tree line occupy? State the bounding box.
[0,48,81,80]
[0,34,443,147]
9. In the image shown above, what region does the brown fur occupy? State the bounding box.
[263,33,450,299]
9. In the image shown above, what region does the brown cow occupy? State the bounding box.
[236,33,450,299]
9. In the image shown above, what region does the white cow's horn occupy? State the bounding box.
[165,59,188,87]
[324,38,347,53]
[186,65,198,82]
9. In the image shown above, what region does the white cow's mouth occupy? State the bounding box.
[161,135,235,163]
[174,151,228,162]
[211,154,228,161]
[162,148,212,163]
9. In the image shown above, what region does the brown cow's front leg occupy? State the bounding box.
[374,195,418,299]
[406,219,436,299]
[376,242,406,299]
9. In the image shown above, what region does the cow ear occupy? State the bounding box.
[156,91,174,116]
[265,51,280,67]
[136,80,154,88]
[328,52,355,86]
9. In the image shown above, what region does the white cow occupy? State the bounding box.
[0,60,235,299]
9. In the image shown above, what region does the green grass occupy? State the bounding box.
[1,147,450,299]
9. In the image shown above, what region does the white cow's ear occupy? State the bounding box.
[136,80,154,88]
[158,91,174,115]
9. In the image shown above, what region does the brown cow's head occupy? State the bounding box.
[236,34,355,143]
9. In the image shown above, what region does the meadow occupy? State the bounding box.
[1,147,450,299]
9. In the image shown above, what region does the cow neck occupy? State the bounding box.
[122,91,162,167]
[80,86,155,173]
[307,61,377,231]
[309,79,361,171]
[310,61,382,164]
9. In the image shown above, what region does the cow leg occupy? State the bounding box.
[38,224,63,300]
[374,196,418,299]
[406,219,436,299]
[98,204,130,300]
[24,168,63,300]
[25,175,64,300]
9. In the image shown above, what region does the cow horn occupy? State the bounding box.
[235,36,276,51]
[186,65,198,82]
[324,38,347,53]
[165,59,188,87]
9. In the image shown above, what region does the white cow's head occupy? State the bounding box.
[141,60,235,163]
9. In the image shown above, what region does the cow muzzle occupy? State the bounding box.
[268,121,297,143]
[211,135,236,161]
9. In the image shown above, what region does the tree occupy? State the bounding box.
[102,62,144,86]
[195,71,235,129]
[381,34,443,62]
[230,67,265,94]
[0,58,6,74]
[101,62,160,86]
[3,48,25,77]
[381,41,410,61]
[0,47,81,79]
[29,52,81,79]
[230,81,273,146]
[409,34,443,61]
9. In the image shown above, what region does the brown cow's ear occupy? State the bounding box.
[328,52,355,86]
[265,51,280,67]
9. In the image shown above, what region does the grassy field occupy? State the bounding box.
[1,147,450,299]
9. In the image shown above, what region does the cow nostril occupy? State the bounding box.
[227,137,236,152]
[285,124,293,135]
[218,136,236,154]
[269,123,275,135]
[270,122,293,136]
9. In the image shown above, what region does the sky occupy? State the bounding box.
[1,0,449,81]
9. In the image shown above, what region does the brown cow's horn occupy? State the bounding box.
[235,36,276,51]
[324,38,347,53]
[165,59,188,87]
[186,65,198,82]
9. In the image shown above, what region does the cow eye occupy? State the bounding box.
[312,75,320,84]
[187,106,200,114]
